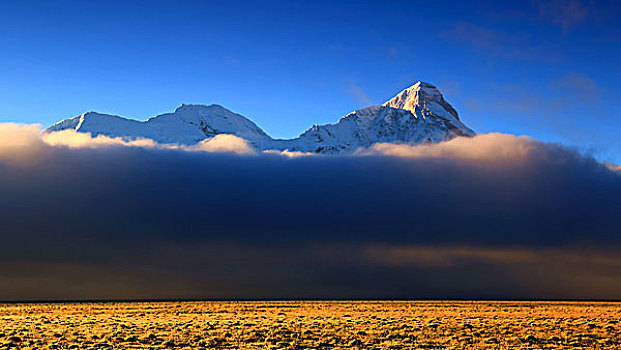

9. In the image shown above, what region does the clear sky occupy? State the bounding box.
[1,0,619,162]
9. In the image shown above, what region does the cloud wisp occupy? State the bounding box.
[538,0,589,31]
[439,22,562,62]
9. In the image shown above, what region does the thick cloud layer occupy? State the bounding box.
[0,124,619,300]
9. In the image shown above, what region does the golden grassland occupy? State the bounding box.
[0,301,619,349]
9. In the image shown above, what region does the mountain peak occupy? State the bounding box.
[383,81,459,120]
[46,80,475,153]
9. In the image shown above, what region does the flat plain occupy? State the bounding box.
[0,301,619,349]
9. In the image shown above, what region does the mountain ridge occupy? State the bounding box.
[45,81,475,153]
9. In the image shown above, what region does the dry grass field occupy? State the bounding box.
[0,301,619,349]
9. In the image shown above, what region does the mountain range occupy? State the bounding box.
[46,81,475,154]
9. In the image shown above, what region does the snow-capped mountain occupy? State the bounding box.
[45,81,475,153]
[279,82,475,153]
[46,104,273,148]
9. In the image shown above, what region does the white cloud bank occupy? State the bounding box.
[0,123,255,164]
[0,123,49,164]
[0,123,619,170]
[359,133,537,163]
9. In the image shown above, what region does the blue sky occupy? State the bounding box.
[1,0,619,162]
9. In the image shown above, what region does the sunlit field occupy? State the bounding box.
[0,301,619,349]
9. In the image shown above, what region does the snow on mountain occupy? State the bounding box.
[384,81,473,132]
[45,81,475,154]
[46,104,272,147]
[275,81,475,153]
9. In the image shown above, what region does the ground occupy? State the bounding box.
[0,301,619,349]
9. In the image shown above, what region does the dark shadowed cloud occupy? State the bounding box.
[0,125,619,300]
